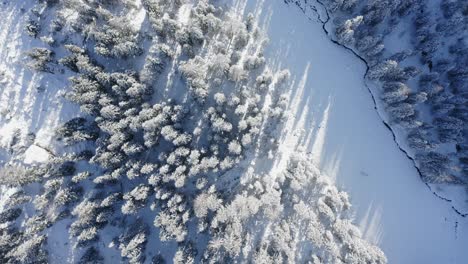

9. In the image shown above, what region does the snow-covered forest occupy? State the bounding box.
[286,0,468,202]
[0,0,466,263]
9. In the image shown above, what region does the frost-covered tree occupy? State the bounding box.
[122,184,151,214]
[381,82,410,104]
[26,48,54,72]
[416,152,458,183]
[119,220,149,263]
[194,190,222,219]
[434,116,464,143]
[0,208,22,224]
[70,199,103,242]
[6,234,48,264]
[154,193,189,242]
[93,17,143,58]
[79,247,104,264]
[0,165,38,187]
[56,117,99,145]
[336,16,363,45]
[25,20,41,38]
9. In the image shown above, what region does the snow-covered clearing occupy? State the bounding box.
[0,0,466,263]
[230,0,468,263]
[23,144,51,164]
[0,1,78,157]
[0,2,76,260]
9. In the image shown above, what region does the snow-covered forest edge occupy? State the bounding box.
[0,0,466,263]
[286,0,468,212]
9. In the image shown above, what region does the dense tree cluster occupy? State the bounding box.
[0,0,390,262]
[0,184,49,263]
[0,0,314,263]
[202,154,387,263]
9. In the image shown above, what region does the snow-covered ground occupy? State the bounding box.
[231,0,468,263]
[0,4,77,260]
[1,0,467,263]
[0,1,78,158]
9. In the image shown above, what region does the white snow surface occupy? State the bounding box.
[177,4,193,26]
[230,0,468,263]
[0,1,78,155]
[23,144,51,164]
[0,0,467,263]
[128,0,146,30]
[0,2,74,260]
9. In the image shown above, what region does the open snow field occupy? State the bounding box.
[0,0,466,263]
[229,0,468,263]
[0,1,78,160]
